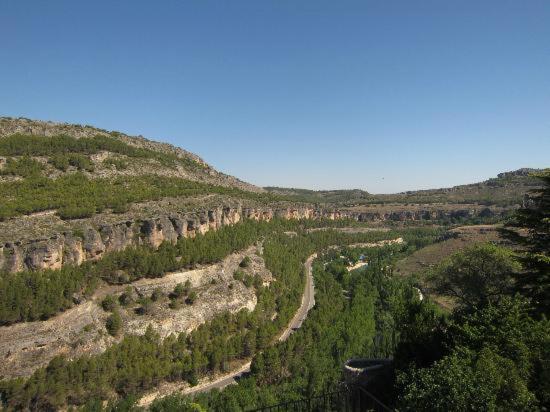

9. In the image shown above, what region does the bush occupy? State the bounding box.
[105,311,122,336]
[136,297,153,315]
[101,295,117,312]
[67,154,94,171]
[151,287,164,302]
[118,287,134,306]
[243,274,255,288]
[239,256,251,268]
[233,269,245,282]
[172,283,186,299]
[49,153,94,172]
[49,154,70,171]
[103,157,128,170]
[57,204,96,219]
[0,156,43,177]
[186,291,198,305]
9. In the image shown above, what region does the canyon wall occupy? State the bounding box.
[0,204,504,274]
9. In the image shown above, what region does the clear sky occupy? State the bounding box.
[1,1,548,193]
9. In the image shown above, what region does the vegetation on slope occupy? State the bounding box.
[181,171,549,411]
[0,133,282,221]
[0,223,405,410]
[0,133,199,169]
[0,219,272,325]
[0,173,281,221]
[265,168,542,207]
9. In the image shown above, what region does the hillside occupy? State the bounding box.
[0,117,263,194]
[265,168,542,207]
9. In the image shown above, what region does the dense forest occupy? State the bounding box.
[0,133,198,169]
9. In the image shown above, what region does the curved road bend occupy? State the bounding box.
[182,252,318,396]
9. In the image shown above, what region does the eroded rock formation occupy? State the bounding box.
[0,204,506,274]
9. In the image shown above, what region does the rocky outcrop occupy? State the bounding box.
[24,237,64,271]
[100,222,136,253]
[2,242,25,273]
[0,204,508,274]
[63,235,85,266]
[83,228,106,261]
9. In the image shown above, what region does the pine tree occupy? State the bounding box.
[501,169,550,314]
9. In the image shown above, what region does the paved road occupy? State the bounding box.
[183,252,318,395]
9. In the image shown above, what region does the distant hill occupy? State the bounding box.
[263,187,370,204]
[265,168,543,207]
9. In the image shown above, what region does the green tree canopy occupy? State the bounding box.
[430,243,520,311]
[501,169,550,314]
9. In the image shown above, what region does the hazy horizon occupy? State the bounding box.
[1,1,549,192]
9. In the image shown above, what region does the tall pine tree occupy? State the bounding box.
[501,169,550,314]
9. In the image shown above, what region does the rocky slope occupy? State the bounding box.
[0,117,262,193]
[0,244,269,379]
[0,200,508,274]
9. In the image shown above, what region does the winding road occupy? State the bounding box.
[182,252,318,396]
[138,237,402,405]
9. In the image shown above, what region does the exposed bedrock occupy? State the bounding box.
[0,204,504,274]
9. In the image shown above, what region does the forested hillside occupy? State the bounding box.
[0,221,408,410]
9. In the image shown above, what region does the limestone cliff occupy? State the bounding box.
[0,203,507,274]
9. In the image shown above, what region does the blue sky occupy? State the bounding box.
[1,1,548,193]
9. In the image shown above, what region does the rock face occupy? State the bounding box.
[24,238,63,271]
[0,204,507,274]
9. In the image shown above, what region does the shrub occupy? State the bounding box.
[67,154,94,171]
[239,256,251,268]
[136,297,153,315]
[186,291,198,305]
[101,295,117,312]
[0,156,43,177]
[118,287,134,306]
[103,157,128,170]
[105,311,122,336]
[49,154,94,172]
[173,283,186,299]
[49,154,70,171]
[151,287,164,302]
[243,274,254,288]
[57,204,96,219]
[233,269,245,281]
